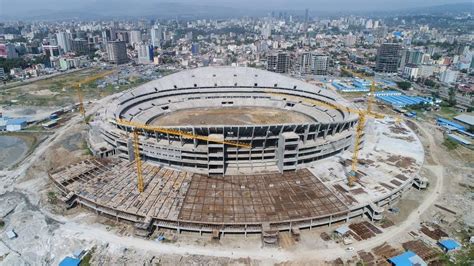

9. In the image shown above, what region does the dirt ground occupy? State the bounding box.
[0,95,472,265]
[150,107,315,126]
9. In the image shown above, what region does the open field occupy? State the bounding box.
[0,68,146,107]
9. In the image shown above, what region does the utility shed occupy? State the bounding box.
[438,239,461,252]
[6,118,27,131]
[388,250,427,266]
[6,230,17,239]
[335,225,350,236]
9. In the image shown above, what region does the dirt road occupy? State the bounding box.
[2,108,445,264]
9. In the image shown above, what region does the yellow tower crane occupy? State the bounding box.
[266,91,384,186]
[74,70,115,122]
[115,119,251,193]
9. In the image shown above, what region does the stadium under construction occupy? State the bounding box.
[49,67,425,236]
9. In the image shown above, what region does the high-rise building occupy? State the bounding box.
[71,39,89,54]
[375,43,401,73]
[365,19,373,29]
[106,41,128,65]
[402,64,419,80]
[344,34,357,47]
[116,31,129,43]
[312,54,328,75]
[102,29,111,42]
[191,43,200,55]
[407,50,424,65]
[440,69,458,84]
[137,43,153,64]
[267,52,290,73]
[298,52,313,74]
[150,25,163,47]
[129,30,142,45]
[42,45,60,58]
[56,31,71,53]
[185,32,193,41]
[261,24,271,39]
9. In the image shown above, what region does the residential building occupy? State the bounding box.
[129,30,142,45]
[0,43,18,58]
[151,25,163,47]
[106,41,128,65]
[440,69,458,84]
[312,54,328,75]
[56,31,72,53]
[137,43,153,64]
[403,65,419,80]
[71,39,89,54]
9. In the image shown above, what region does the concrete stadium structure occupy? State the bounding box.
[97,66,359,175]
[50,67,425,236]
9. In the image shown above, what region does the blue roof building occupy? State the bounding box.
[3,118,27,132]
[59,257,81,266]
[388,251,427,266]
[438,239,461,252]
[376,94,432,108]
[352,78,371,89]
[332,80,369,92]
[436,118,466,131]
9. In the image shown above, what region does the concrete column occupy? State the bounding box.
[303,124,309,144]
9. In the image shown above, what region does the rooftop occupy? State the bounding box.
[388,251,427,266]
[454,114,474,126]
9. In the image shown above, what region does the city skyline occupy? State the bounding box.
[1,0,471,20]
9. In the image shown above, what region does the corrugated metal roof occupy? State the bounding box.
[454,114,474,126]
[389,251,427,266]
[6,118,27,125]
[439,239,461,251]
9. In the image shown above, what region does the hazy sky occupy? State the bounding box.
[1,0,466,18]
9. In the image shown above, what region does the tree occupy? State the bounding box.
[448,87,457,106]
[432,53,442,60]
[396,81,412,90]
[424,79,436,87]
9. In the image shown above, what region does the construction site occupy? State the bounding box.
[48,67,425,236]
[1,66,472,265]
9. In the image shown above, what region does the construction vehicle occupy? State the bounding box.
[266,91,384,186]
[74,70,115,121]
[115,119,251,193]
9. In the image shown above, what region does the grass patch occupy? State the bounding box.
[84,115,93,124]
[436,245,474,266]
[438,106,459,120]
[79,247,96,266]
[47,191,58,204]
[442,137,459,151]
[82,141,93,156]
